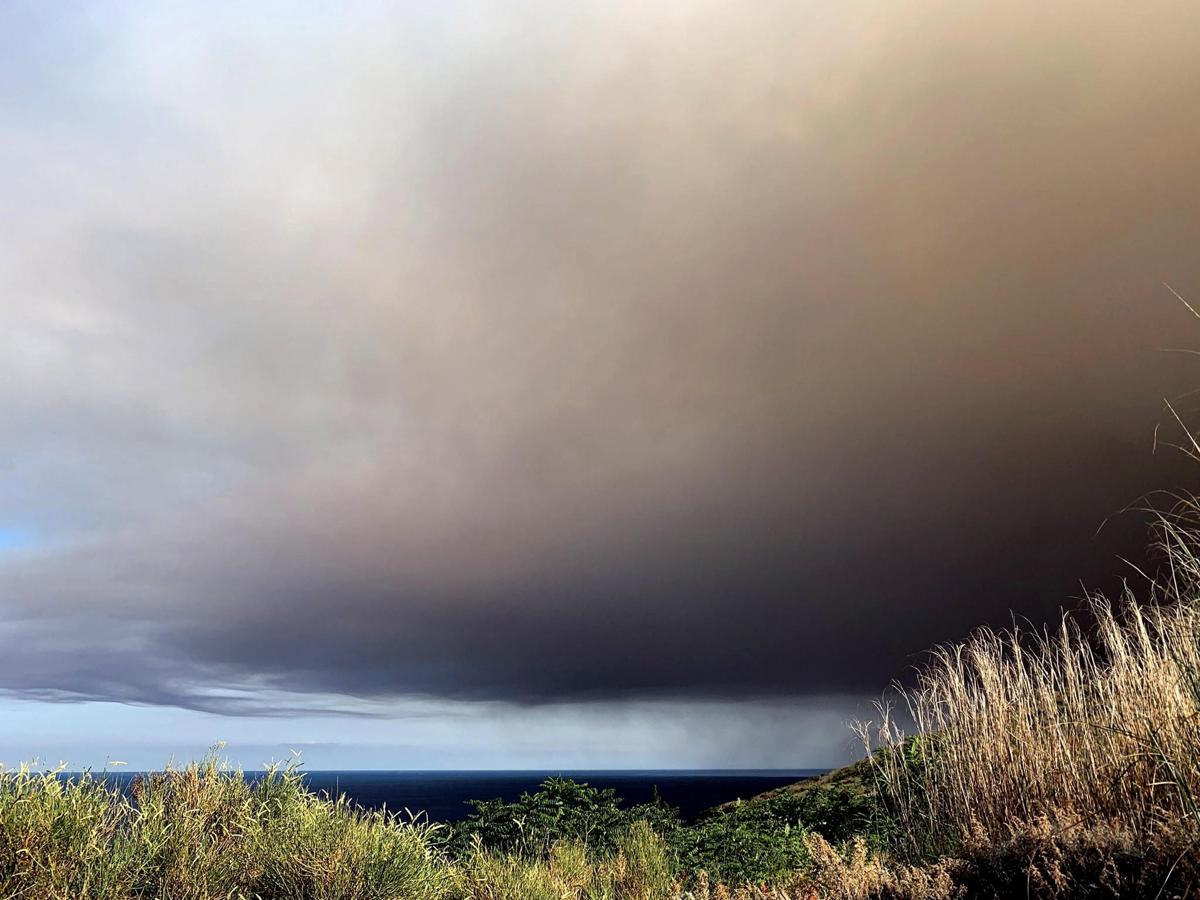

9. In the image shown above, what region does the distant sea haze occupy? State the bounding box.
[72,770,823,822]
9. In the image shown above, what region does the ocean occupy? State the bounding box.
[74,770,823,822]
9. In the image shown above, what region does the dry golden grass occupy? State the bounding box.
[860,594,1200,855]
[851,492,1200,899]
[678,835,960,900]
[840,484,1200,895]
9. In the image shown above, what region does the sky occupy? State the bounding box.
[2,0,1200,770]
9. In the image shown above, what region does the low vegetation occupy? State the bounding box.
[0,757,453,900]
[444,777,680,861]
[5,509,1200,897]
[446,768,879,885]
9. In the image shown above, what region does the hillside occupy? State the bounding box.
[715,758,876,815]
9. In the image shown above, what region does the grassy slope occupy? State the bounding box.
[715,758,876,815]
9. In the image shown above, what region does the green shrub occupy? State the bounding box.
[671,811,809,884]
[447,777,679,859]
[446,772,891,885]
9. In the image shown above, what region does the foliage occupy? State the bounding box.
[447,777,680,859]
[657,758,888,884]
[669,812,809,885]
[448,771,886,885]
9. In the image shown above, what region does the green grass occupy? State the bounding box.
[0,756,454,900]
[454,822,675,900]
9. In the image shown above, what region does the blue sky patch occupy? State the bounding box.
[0,526,39,553]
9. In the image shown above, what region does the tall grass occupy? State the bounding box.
[858,504,1200,871]
[454,822,676,900]
[0,754,454,900]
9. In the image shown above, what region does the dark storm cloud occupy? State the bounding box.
[3,0,1200,715]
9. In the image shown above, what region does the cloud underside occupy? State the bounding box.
[3,0,1200,715]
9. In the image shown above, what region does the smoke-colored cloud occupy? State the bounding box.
[2,0,1200,731]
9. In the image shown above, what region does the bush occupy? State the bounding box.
[447,777,680,859]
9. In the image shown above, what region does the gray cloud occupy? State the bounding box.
[2,0,1200,718]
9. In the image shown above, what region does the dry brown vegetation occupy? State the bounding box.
[856,499,1200,897]
[862,597,1200,845]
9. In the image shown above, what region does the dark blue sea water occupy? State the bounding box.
[297,771,824,821]
[70,770,823,822]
